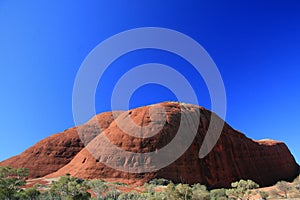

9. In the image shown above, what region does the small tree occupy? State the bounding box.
[259,191,269,200]
[164,183,193,200]
[104,187,121,200]
[293,175,300,192]
[165,182,176,200]
[191,184,210,200]
[276,181,291,198]
[226,179,259,200]
[0,166,29,199]
[88,179,108,199]
[15,187,40,200]
[48,174,90,200]
[175,183,193,200]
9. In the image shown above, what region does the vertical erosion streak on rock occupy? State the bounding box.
[244,139,261,182]
[139,109,147,173]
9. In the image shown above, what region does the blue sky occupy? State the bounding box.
[0,1,299,163]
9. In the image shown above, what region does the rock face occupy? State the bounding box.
[0,111,118,178]
[1,102,299,188]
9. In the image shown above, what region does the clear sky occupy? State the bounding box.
[0,1,299,163]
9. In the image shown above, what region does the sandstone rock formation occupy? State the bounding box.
[1,102,299,188]
[0,111,118,178]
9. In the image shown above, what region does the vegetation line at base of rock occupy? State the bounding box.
[0,166,300,200]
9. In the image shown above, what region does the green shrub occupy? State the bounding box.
[190,184,210,200]
[210,188,227,200]
[88,179,108,199]
[226,179,259,199]
[117,191,141,200]
[175,183,193,200]
[103,187,122,200]
[148,178,172,186]
[164,182,192,200]
[48,174,91,200]
[0,166,28,200]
